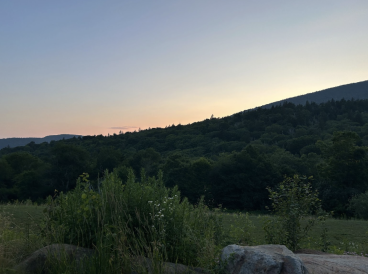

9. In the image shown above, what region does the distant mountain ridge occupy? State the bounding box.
[0,134,81,150]
[260,80,368,109]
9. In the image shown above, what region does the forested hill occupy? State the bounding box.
[0,134,81,150]
[260,80,368,109]
[1,97,368,217]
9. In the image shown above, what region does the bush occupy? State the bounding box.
[263,175,322,251]
[349,191,368,220]
[43,169,224,272]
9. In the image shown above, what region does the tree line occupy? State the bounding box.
[1,98,368,217]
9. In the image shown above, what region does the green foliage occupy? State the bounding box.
[227,212,255,245]
[95,146,123,174]
[263,175,322,251]
[317,131,368,189]
[0,159,12,188]
[50,143,90,191]
[1,203,368,272]
[14,171,42,200]
[317,131,368,215]
[210,145,281,210]
[0,204,44,272]
[43,169,224,269]
[163,155,212,204]
[319,222,330,252]
[129,148,162,177]
[2,98,368,214]
[3,152,41,175]
[0,152,48,201]
[348,191,368,220]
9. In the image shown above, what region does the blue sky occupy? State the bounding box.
[1,1,368,138]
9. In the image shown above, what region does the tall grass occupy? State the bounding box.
[2,171,368,273]
[0,203,44,274]
[42,169,224,273]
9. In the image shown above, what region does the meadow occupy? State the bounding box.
[1,201,368,273]
[222,212,368,254]
[0,202,45,273]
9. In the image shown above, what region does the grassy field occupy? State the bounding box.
[222,212,368,255]
[0,202,46,273]
[1,204,367,273]
[0,203,44,228]
[1,203,366,252]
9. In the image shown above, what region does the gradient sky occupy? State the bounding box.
[1,1,368,138]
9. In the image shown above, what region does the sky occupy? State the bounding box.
[1,1,368,138]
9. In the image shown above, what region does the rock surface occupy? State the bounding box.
[14,244,95,274]
[17,243,368,274]
[297,253,368,274]
[15,244,204,274]
[132,256,205,274]
[221,244,308,274]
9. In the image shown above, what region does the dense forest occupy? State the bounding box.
[1,98,368,217]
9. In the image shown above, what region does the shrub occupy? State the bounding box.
[43,169,224,272]
[263,175,322,251]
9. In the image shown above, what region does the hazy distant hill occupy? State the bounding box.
[0,134,81,149]
[260,80,368,109]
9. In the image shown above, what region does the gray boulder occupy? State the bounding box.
[297,253,368,274]
[14,244,95,274]
[15,244,205,274]
[221,244,308,274]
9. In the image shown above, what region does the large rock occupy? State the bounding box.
[221,244,308,274]
[14,244,95,274]
[15,244,204,274]
[297,253,368,274]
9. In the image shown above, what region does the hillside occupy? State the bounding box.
[0,134,81,150]
[2,80,366,149]
[1,81,368,216]
[260,80,368,109]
